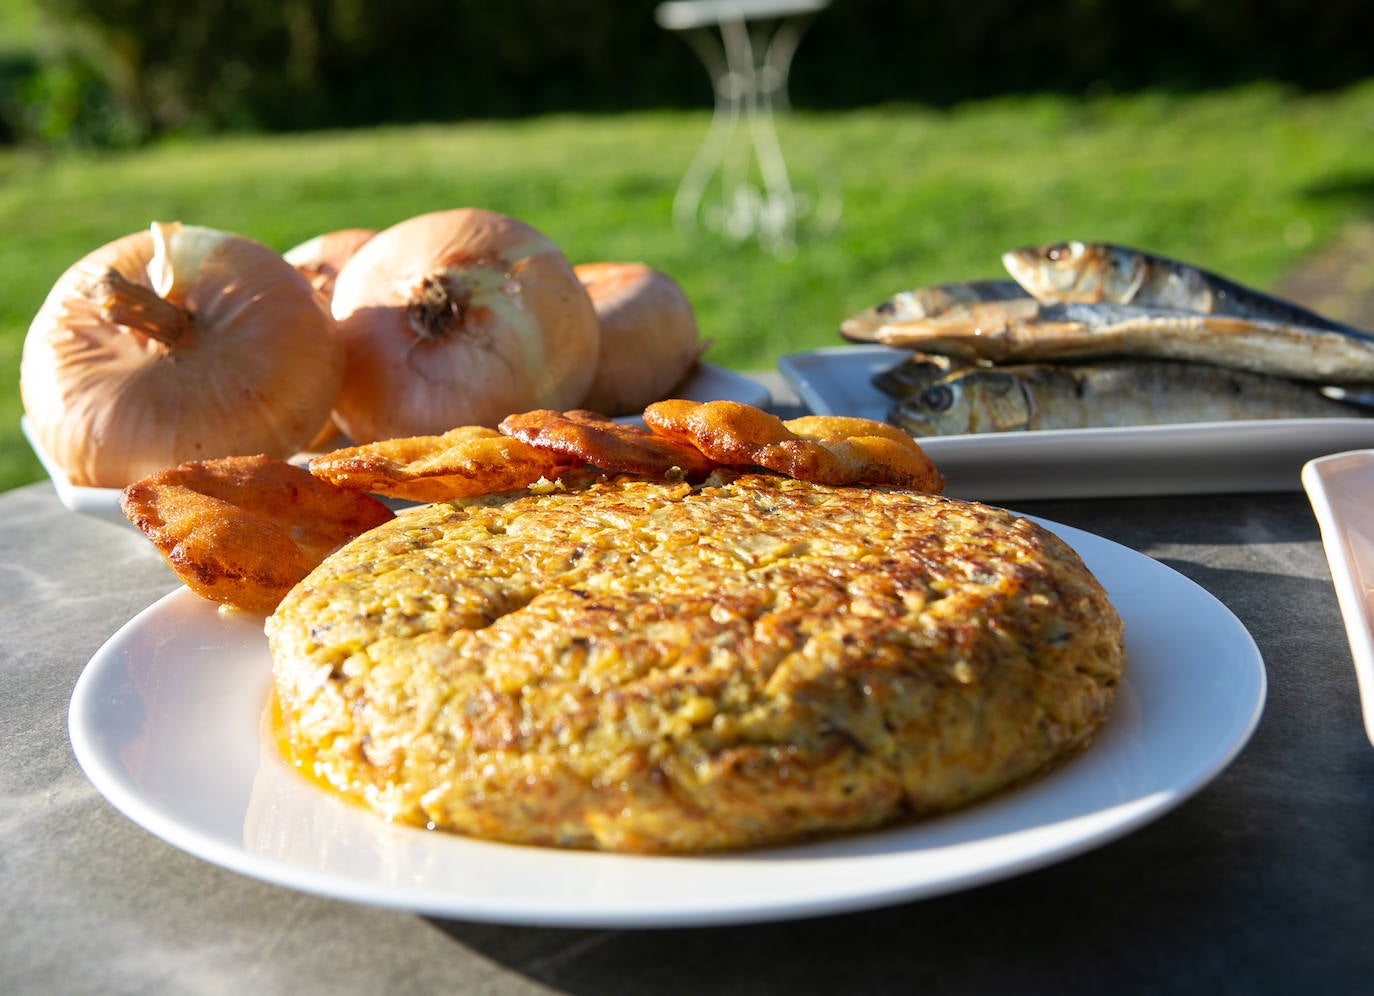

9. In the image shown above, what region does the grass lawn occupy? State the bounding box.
[4,81,1374,492]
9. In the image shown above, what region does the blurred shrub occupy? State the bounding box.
[795,0,1374,108]
[5,0,1373,146]
[1,53,147,147]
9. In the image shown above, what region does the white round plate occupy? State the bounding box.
[68,518,1265,928]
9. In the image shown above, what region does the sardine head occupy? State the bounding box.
[1003,241,1146,305]
[841,288,965,341]
[889,370,1031,436]
[871,351,962,399]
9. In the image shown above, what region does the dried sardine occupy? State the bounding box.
[1002,240,1362,334]
[890,358,1364,437]
[840,280,1033,342]
[870,301,1374,383]
[871,351,982,399]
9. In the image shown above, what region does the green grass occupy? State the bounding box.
[5,81,1374,492]
[0,0,37,56]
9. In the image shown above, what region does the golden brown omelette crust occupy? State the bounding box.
[267,471,1125,853]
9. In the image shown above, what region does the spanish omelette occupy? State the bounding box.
[266,470,1125,853]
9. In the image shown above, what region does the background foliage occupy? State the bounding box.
[5,1,1374,146]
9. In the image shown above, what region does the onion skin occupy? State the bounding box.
[284,228,376,300]
[574,262,702,415]
[328,208,600,442]
[284,228,377,449]
[21,223,343,488]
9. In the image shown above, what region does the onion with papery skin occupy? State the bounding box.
[284,228,376,300]
[574,262,703,415]
[21,222,343,488]
[327,208,600,442]
[284,228,376,449]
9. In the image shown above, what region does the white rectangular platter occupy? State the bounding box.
[779,345,1374,502]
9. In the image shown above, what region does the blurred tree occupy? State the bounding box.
[6,0,1373,146]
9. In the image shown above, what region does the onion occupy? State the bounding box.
[284,228,376,300]
[574,262,702,415]
[21,221,343,487]
[284,228,376,449]
[327,208,600,442]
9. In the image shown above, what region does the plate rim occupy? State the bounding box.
[68,516,1266,928]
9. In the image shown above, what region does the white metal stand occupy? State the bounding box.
[656,0,835,256]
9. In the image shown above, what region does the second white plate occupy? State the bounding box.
[1302,450,1374,746]
[69,516,1265,928]
[779,345,1374,501]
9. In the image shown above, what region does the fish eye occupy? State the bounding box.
[1044,241,1082,263]
[920,383,956,412]
[875,299,896,315]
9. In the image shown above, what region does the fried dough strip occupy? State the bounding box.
[309,426,581,501]
[120,455,395,614]
[643,400,944,492]
[783,414,946,491]
[498,409,717,480]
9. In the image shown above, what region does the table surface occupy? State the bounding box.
[6,379,1374,995]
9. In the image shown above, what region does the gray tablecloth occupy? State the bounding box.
[4,466,1372,994]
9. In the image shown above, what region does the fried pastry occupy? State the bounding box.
[120,454,394,614]
[308,425,581,501]
[642,400,943,490]
[498,408,716,479]
[782,414,946,491]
